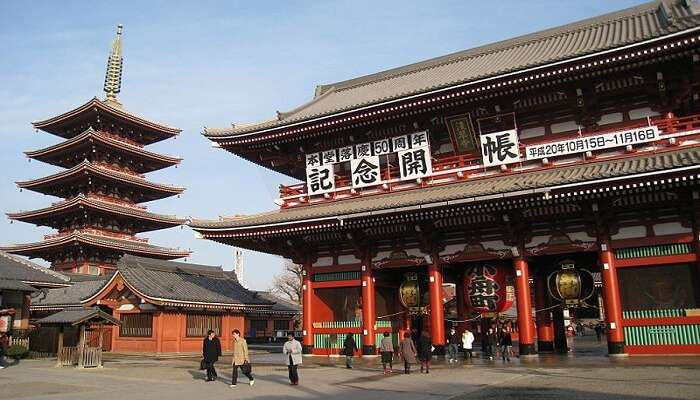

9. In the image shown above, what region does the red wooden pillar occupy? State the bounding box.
[301,258,314,354]
[361,263,376,355]
[534,271,554,352]
[428,259,446,353]
[513,257,536,356]
[599,244,626,355]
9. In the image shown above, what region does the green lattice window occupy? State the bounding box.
[313,271,361,282]
[614,243,692,259]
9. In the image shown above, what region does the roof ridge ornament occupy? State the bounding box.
[103,24,124,106]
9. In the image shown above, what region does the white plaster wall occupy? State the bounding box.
[611,226,647,240]
[653,222,691,236]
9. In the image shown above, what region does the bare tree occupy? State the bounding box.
[270,261,303,304]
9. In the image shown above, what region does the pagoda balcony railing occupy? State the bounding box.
[277,113,700,208]
[45,229,149,243]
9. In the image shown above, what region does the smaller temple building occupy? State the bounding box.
[31,255,299,353]
[0,250,70,333]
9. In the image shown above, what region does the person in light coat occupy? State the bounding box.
[461,328,475,360]
[283,333,302,385]
[379,332,394,374]
[230,329,254,387]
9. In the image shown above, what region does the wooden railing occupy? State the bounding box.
[57,346,102,368]
[277,113,700,207]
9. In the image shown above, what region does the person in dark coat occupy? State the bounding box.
[485,328,496,360]
[398,332,417,374]
[418,331,432,373]
[343,333,358,369]
[446,327,459,363]
[202,330,222,381]
[498,328,512,362]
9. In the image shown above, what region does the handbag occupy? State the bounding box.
[241,361,252,374]
[200,359,206,370]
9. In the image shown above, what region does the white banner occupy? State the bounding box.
[398,147,432,181]
[525,126,660,160]
[480,129,521,167]
[351,156,382,189]
[303,131,432,195]
[306,164,335,195]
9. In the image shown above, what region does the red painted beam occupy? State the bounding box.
[615,254,697,268]
[623,316,700,326]
[625,345,700,355]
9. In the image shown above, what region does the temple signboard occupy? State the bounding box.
[525,126,660,160]
[305,131,432,193]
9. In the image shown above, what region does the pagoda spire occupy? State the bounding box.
[103,24,123,105]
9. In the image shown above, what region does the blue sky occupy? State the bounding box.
[0,0,644,289]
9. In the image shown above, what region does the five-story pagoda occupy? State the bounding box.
[1,25,190,275]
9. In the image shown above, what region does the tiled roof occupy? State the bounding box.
[0,250,70,287]
[116,255,272,307]
[25,127,181,173]
[36,307,119,326]
[0,231,190,259]
[7,195,187,229]
[16,160,185,200]
[253,291,301,313]
[32,98,180,144]
[0,279,37,292]
[31,279,110,309]
[205,0,700,138]
[191,146,700,230]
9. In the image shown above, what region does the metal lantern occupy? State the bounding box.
[547,260,595,307]
[463,264,515,313]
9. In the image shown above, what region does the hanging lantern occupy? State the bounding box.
[463,264,515,313]
[547,260,595,308]
[399,272,426,313]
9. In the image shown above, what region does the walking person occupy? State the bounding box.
[343,333,358,369]
[379,332,394,374]
[418,330,432,373]
[202,330,221,381]
[485,328,496,360]
[398,332,417,374]
[461,328,474,360]
[230,329,254,387]
[498,328,512,362]
[282,333,302,385]
[594,322,603,342]
[446,327,459,363]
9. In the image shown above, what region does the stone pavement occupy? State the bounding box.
[1,337,699,400]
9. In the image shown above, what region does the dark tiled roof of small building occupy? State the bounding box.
[253,291,301,313]
[116,255,272,307]
[205,0,700,137]
[0,250,70,287]
[0,279,37,292]
[36,307,119,326]
[31,279,109,309]
[191,146,700,230]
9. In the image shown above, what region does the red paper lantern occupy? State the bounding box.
[463,264,515,313]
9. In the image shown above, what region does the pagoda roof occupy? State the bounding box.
[32,98,181,145]
[204,0,700,139]
[0,250,70,289]
[0,231,190,260]
[16,160,185,202]
[7,194,187,232]
[25,127,182,173]
[190,146,700,232]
